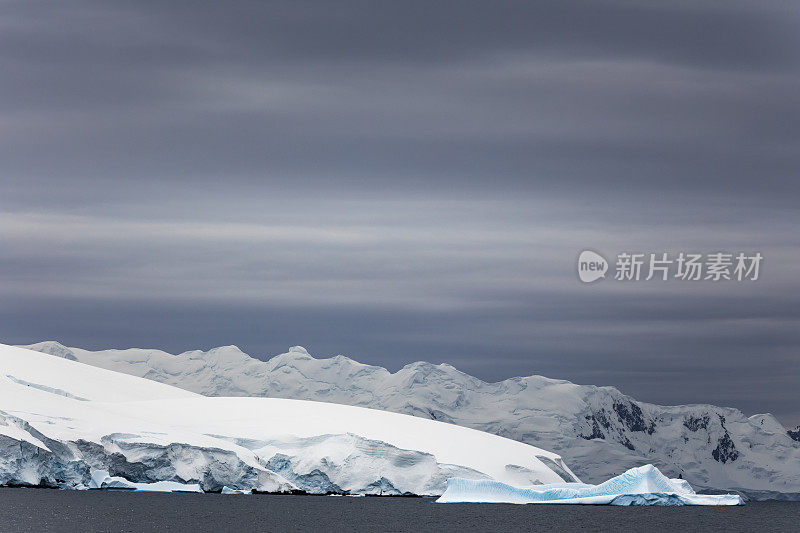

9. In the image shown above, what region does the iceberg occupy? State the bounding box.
[89,470,202,493]
[437,465,744,505]
[221,486,252,495]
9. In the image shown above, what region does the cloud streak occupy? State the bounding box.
[1,1,799,423]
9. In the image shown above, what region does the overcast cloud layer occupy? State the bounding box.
[2,1,799,424]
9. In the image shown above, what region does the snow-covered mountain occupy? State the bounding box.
[0,343,576,494]
[22,341,800,499]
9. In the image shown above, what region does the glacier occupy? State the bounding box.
[22,341,800,499]
[0,343,577,496]
[437,465,743,505]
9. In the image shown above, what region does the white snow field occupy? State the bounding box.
[23,342,800,499]
[437,465,743,506]
[0,343,578,495]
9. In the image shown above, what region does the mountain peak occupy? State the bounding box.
[209,344,245,353]
[22,341,77,361]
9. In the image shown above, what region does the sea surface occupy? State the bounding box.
[0,488,797,532]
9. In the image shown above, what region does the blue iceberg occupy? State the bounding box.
[436,465,743,506]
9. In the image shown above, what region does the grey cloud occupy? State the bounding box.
[1,1,799,425]
[2,2,799,201]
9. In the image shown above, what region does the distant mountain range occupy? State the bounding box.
[23,341,800,499]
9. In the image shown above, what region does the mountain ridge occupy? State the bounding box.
[22,340,800,498]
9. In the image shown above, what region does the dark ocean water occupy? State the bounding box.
[0,488,797,532]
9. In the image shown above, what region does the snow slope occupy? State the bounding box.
[22,341,800,498]
[0,343,575,494]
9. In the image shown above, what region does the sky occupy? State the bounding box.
[1,1,799,425]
